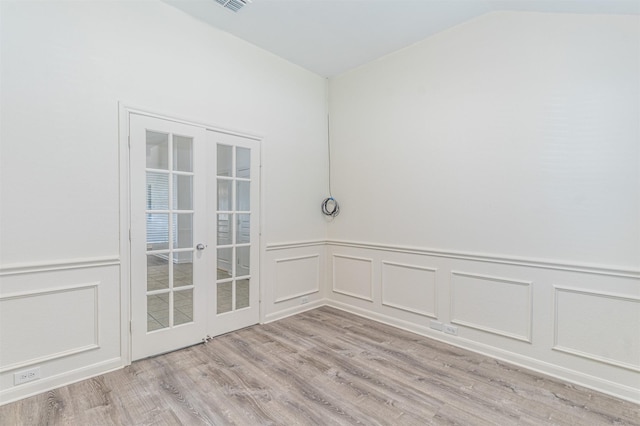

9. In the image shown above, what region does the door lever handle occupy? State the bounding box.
[196,243,206,251]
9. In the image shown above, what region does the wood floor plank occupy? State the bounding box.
[1,306,639,425]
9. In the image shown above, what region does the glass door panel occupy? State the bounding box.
[214,141,256,329]
[144,133,196,332]
[146,131,169,169]
[173,136,193,172]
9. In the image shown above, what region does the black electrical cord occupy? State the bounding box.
[322,106,340,217]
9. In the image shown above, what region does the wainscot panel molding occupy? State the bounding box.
[262,241,326,324]
[332,254,374,302]
[554,286,640,373]
[450,271,532,343]
[0,261,122,405]
[266,240,327,251]
[381,261,437,318]
[0,283,100,373]
[326,240,640,279]
[274,254,321,303]
[0,256,121,276]
[325,241,640,404]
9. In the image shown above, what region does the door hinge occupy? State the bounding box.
[129,229,131,241]
[128,136,131,148]
[129,320,133,333]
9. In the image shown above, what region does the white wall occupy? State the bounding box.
[0,0,327,264]
[329,11,639,268]
[2,3,639,406]
[0,0,327,403]
[327,12,640,403]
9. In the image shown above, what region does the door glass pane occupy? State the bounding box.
[236,214,250,244]
[146,213,169,250]
[236,147,250,178]
[217,282,232,314]
[217,144,233,177]
[217,248,232,279]
[173,214,193,249]
[147,255,169,291]
[217,214,232,245]
[236,181,250,211]
[217,179,232,211]
[236,279,250,309]
[174,289,193,325]
[173,252,192,288]
[236,246,250,277]
[148,293,169,331]
[146,172,169,210]
[146,131,169,170]
[173,135,193,172]
[173,175,193,210]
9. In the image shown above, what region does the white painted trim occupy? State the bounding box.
[259,134,266,325]
[274,254,321,303]
[324,299,640,405]
[327,240,640,279]
[450,271,533,343]
[275,254,321,263]
[0,282,100,373]
[380,301,437,319]
[274,290,320,304]
[332,289,373,302]
[0,257,120,276]
[381,261,438,318]
[120,104,264,141]
[452,320,532,344]
[0,345,100,375]
[266,240,327,250]
[553,286,640,373]
[119,102,133,367]
[0,357,123,406]
[332,254,374,302]
[553,346,640,374]
[272,239,639,278]
[0,281,100,301]
[263,299,327,324]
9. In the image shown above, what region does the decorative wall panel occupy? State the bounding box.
[450,271,532,342]
[554,287,640,371]
[333,255,373,301]
[381,261,437,318]
[0,284,99,372]
[275,255,320,303]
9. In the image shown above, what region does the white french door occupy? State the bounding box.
[130,113,260,360]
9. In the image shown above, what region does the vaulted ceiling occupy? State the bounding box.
[165,0,640,77]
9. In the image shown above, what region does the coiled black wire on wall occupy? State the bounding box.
[322,111,340,218]
[322,195,339,217]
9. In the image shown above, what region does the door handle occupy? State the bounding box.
[196,243,206,251]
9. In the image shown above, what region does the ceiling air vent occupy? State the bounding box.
[215,0,250,13]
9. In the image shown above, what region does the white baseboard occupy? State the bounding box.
[262,299,327,324]
[325,299,640,404]
[0,357,123,406]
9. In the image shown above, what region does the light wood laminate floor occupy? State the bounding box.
[2,307,639,425]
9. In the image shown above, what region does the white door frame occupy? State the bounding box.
[118,103,264,365]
